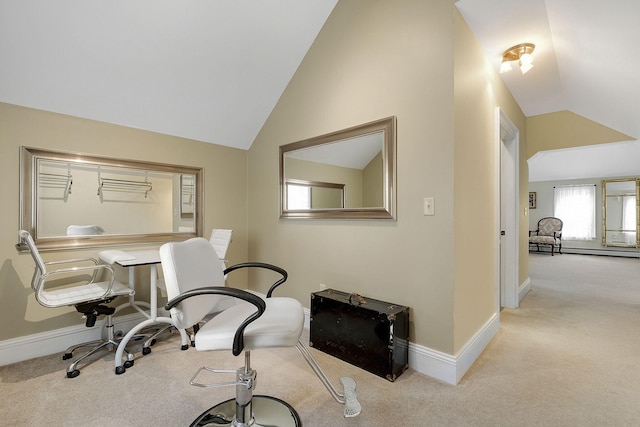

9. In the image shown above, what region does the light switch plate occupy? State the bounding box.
[423,197,435,216]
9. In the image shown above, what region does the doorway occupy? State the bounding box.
[497,108,519,309]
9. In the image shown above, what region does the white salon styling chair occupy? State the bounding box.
[160,237,361,426]
[19,230,135,378]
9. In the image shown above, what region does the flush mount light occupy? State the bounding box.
[499,43,535,74]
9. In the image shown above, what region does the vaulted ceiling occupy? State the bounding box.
[456,0,640,181]
[1,1,638,181]
[0,0,338,150]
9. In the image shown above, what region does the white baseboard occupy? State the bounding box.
[0,312,148,367]
[561,247,639,258]
[408,313,499,385]
[519,277,531,304]
[2,309,499,386]
[305,308,499,385]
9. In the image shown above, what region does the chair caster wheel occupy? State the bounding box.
[62,353,72,360]
[115,366,126,375]
[142,347,151,355]
[67,370,80,378]
[124,360,134,369]
[181,344,189,351]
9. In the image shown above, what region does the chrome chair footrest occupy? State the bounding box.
[189,366,252,389]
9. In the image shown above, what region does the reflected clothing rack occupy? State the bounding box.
[39,171,72,201]
[97,172,153,202]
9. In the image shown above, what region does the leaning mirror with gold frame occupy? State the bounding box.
[279,116,396,220]
[602,178,639,247]
[19,146,203,250]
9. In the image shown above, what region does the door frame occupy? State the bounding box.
[495,108,520,309]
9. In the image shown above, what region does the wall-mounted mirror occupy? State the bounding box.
[602,178,638,247]
[279,116,396,219]
[20,146,203,250]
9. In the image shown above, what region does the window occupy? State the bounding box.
[287,183,311,210]
[285,179,345,210]
[554,185,596,240]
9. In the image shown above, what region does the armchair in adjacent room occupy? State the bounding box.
[160,237,361,427]
[18,230,135,377]
[529,217,563,255]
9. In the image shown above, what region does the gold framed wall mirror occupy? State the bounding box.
[19,146,203,251]
[602,178,639,247]
[279,116,397,220]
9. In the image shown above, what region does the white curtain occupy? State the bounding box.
[622,196,636,231]
[554,185,596,240]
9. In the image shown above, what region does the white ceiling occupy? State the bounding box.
[0,0,337,150]
[287,131,384,170]
[456,0,640,182]
[2,1,639,181]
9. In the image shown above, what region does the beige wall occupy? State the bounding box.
[247,0,528,355]
[0,102,248,341]
[527,110,632,158]
[453,10,528,351]
[2,0,531,364]
[250,0,461,354]
[362,151,383,207]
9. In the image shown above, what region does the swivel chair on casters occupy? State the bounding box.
[18,230,135,378]
[160,237,361,427]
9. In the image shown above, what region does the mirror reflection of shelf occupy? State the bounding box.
[97,176,153,202]
[181,183,194,206]
[39,172,73,202]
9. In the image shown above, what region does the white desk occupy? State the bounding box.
[111,250,188,375]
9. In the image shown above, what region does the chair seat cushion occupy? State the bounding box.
[195,296,304,352]
[39,281,132,307]
[529,236,559,245]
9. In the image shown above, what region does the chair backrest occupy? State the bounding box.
[538,217,563,236]
[19,230,46,292]
[160,237,227,329]
[209,229,233,262]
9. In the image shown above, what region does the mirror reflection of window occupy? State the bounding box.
[279,116,396,219]
[623,196,636,230]
[284,133,383,209]
[286,180,345,210]
[287,184,311,209]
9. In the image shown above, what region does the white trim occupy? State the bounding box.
[408,313,499,385]
[496,107,520,309]
[1,309,499,386]
[0,312,147,366]
[519,277,531,304]
[561,247,640,258]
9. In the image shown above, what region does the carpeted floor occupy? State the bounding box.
[2,253,640,426]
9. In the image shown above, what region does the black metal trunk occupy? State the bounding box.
[310,289,409,382]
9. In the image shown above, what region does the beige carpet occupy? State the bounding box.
[2,253,640,426]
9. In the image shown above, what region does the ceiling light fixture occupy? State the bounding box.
[499,43,535,74]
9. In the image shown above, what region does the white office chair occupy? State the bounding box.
[139,229,235,352]
[209,228,233,270]
[19,230,135,378]
[160,237,360,426]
